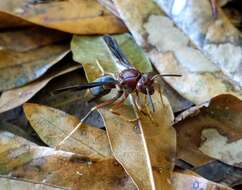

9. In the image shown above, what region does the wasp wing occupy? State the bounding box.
[54,81,117,93]
[103,35,134,69]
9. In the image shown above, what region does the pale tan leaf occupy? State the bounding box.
[24,103,112,160]
[172,172,234,190]
[101,92,176,190]
[0,131,136,190]
[0,176,68,190]
[155,0,242,88]
[112,0,242,104]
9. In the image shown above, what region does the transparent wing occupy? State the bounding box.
[54,81,117,93]
[103,35,134,69]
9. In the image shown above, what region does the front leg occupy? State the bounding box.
[110,92,140,123]
[56,90,124,148]
[210,0,218,18]
[153,75,164,107]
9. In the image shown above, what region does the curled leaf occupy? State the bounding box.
[0,0,127,34]
[0,65,79,113]
[0,44,69,91]
[0,27,69,52]
[175,94,242,167]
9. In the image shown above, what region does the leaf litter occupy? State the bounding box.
[0,0,242,189]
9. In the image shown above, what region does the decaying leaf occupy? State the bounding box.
[0,27,69,52]
[161,79,193,113]
[0,130,136,190]
[175,94,242,167]
[0,65,80,113]
[194,160,242,187]
[0,120,34,142]
[155,0,242,88]
[0,11,32,29]
[0,0,127,34]
[98,0,120,18]
[23,103,112,160]
[71,34,176,190]
[0,44,69,91]
[0,176,68,190]
[223,1,242,29]
[172,172,233,190]
[111,0,242,104]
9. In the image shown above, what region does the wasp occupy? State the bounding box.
[56,35,181,147]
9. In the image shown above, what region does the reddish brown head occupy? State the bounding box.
[136,73,155,95]
[118,68,142,93]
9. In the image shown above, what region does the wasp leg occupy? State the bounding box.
[110,92,140,123]
[210,0,218,18]
[144,95,155,122]
[96,59,116,77]
[134,91,149,117]
[55,90,123,149]
[153,75,164,107]
[134,91,142,111]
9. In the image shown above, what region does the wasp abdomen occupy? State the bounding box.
[89,75,116,96]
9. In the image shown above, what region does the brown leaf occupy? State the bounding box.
[0,131,137,190]
[0,176,68,190]
[172,172,234,190]
[0,0,127,34]
[98,0,120,18]
[24,103,113,160]
[101,93,176,190]
[0,65,79,113]
[175,94,242,167]
[0,27,69,52]
[0,44,69,91]
[112,0,242,104]
[193,160,242,187]
[0,11,32,29]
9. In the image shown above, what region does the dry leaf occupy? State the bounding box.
[172,172,233,190]
[98,0,120,17]
[0,65,79,113]
[101,93,176,190]
[71,34,176,190]
[24,103,112,160]
[0,44,69,91]
[0,176,68,190]
[112,0,242,104]
[0,130,136,190]
[0,0,127,34]
[175,94,242,167]
[0,11,32,29]
[155,0,242,88]
[0,27,69,52]
[193,160,242,187]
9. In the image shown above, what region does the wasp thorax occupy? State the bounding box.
[136,73,155,95]
[118,69,142,92]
